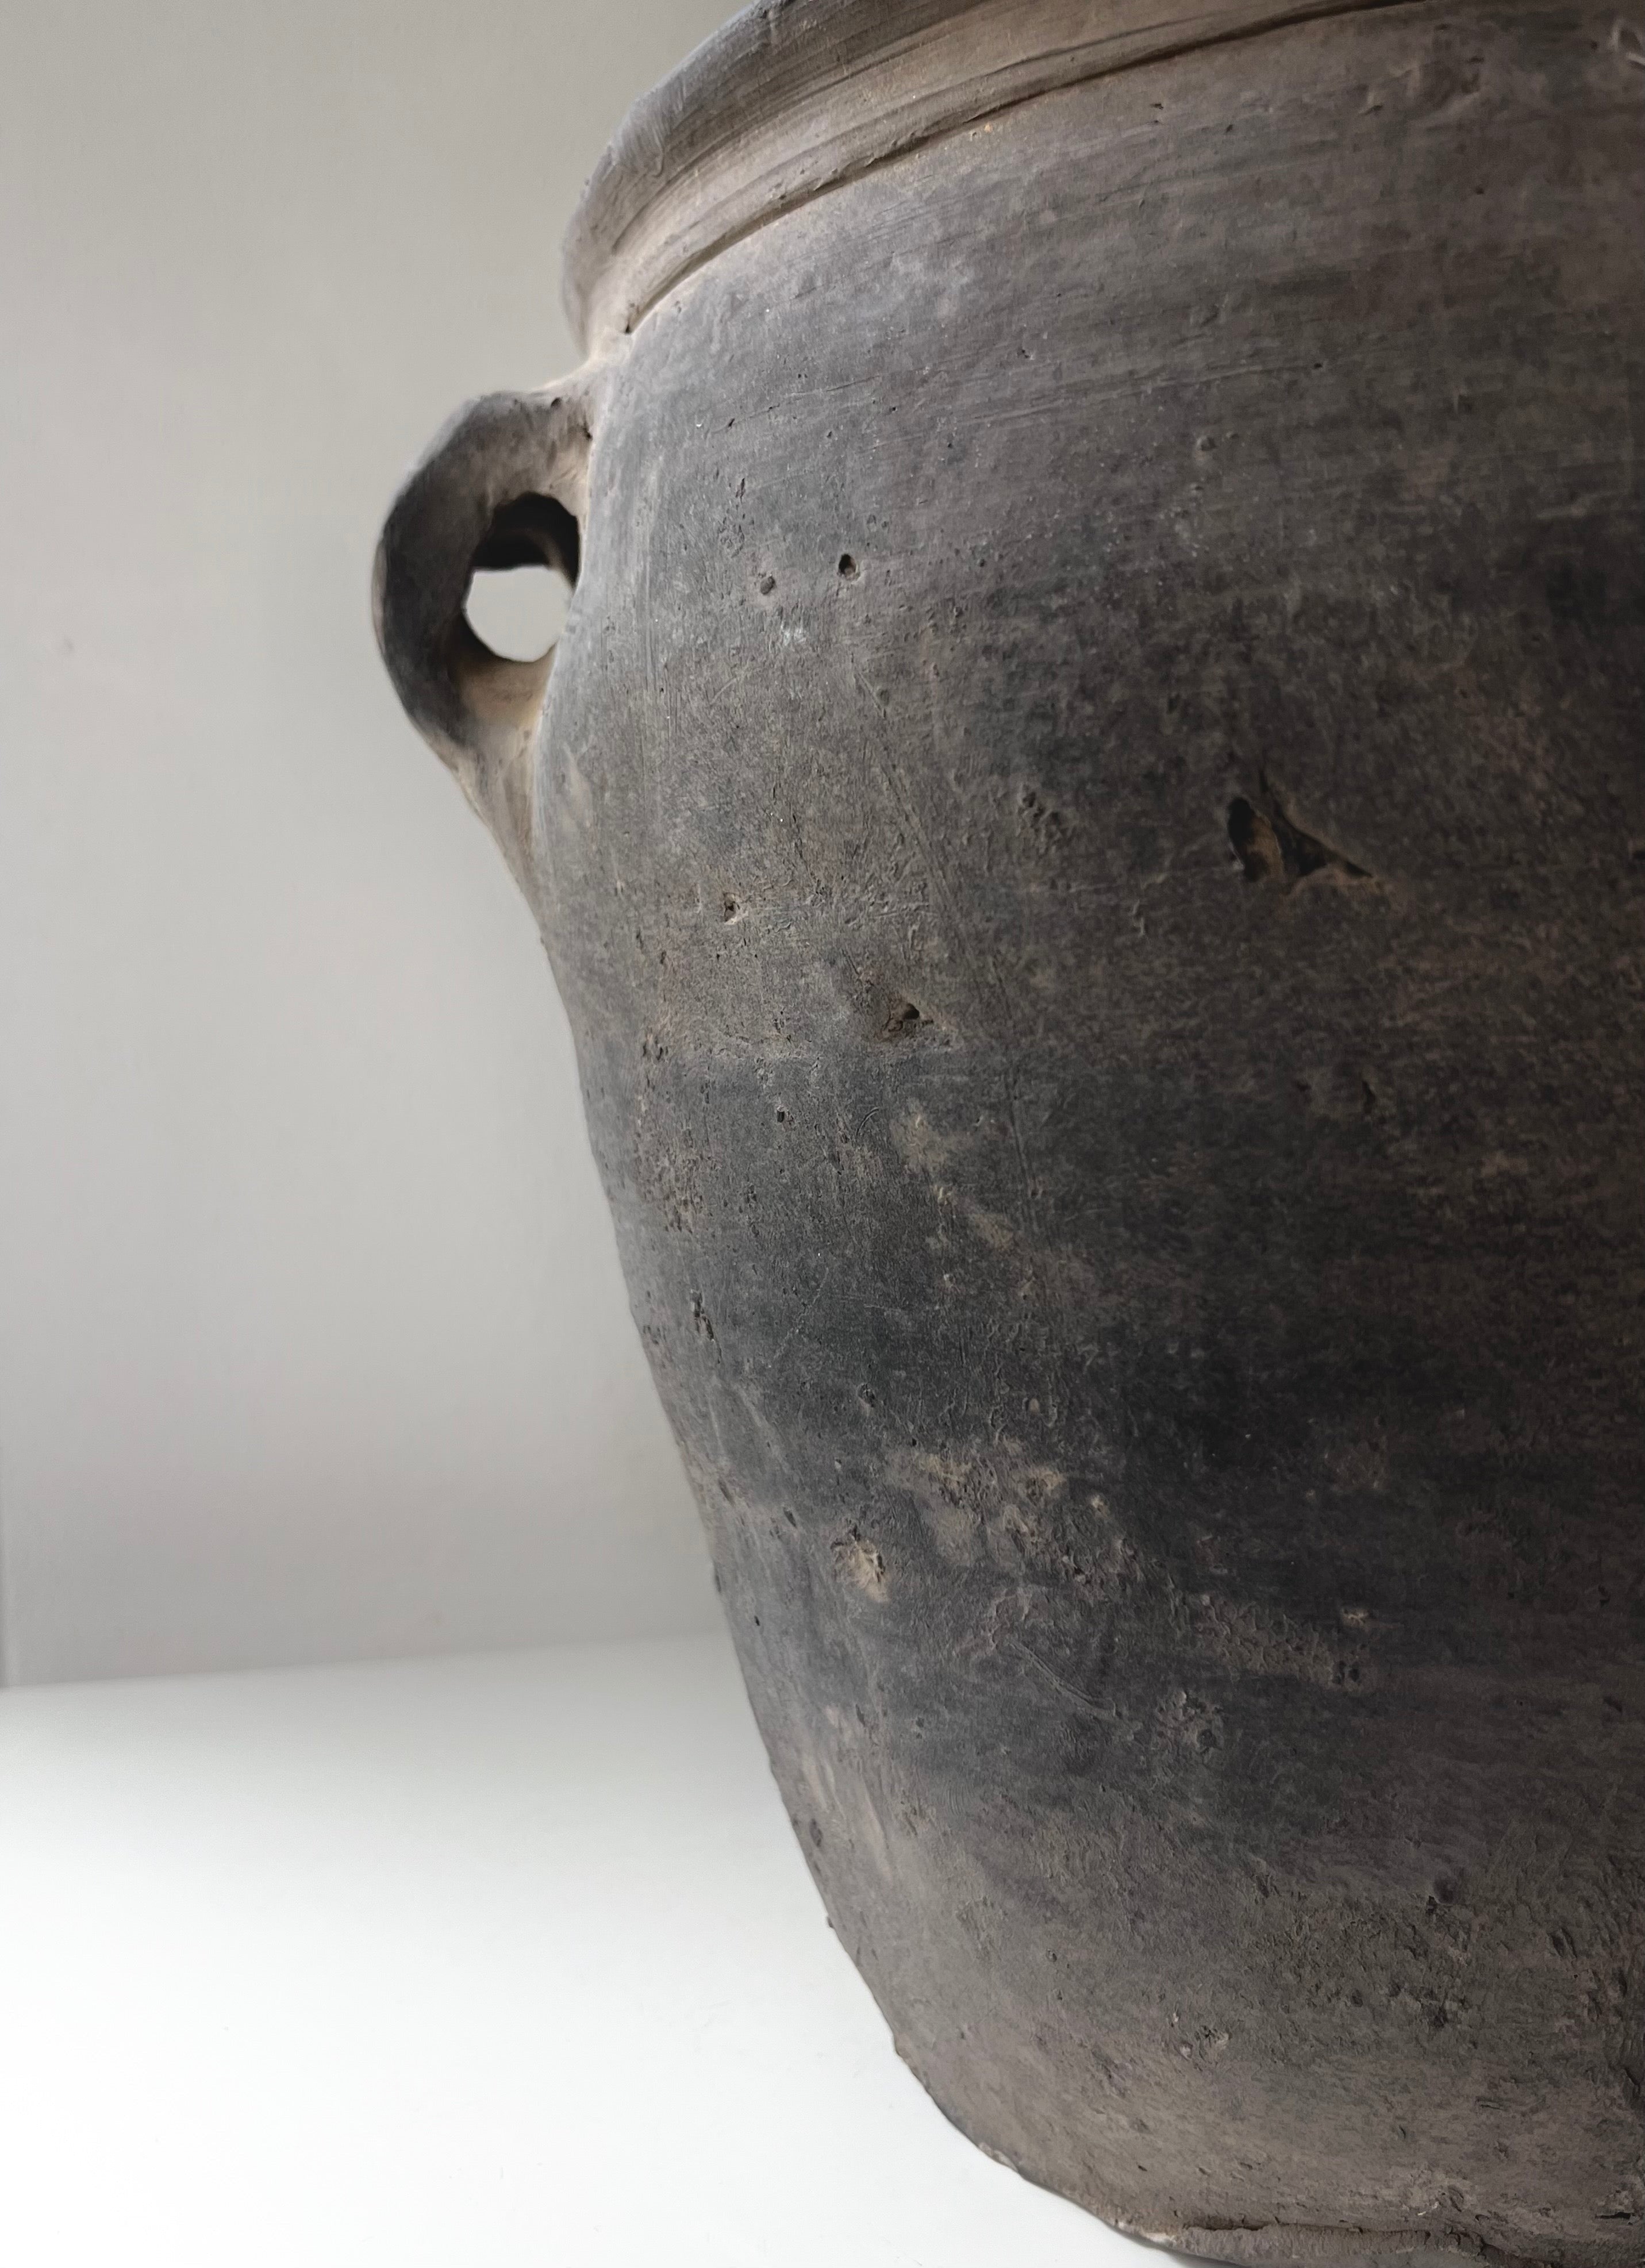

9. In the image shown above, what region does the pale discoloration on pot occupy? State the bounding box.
[375,2,1644,2259]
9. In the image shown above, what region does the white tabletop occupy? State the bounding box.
[0,1631,1164,2267]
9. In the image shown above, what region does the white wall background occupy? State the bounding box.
[0,0,735,1684]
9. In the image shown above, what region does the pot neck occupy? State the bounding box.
[563,0,1402,354]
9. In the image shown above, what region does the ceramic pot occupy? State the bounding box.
[374,4,1644,2259]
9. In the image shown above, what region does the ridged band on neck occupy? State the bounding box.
[563,0,1406,354]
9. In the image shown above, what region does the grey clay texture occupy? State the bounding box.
[375,4,1645,2261]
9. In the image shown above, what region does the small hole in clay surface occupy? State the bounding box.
[464,563,571,663]
[837,552,860,580]
[1227,785,1371,887]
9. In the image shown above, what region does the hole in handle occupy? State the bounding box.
[466,563,571,663]
[462,492,581,665]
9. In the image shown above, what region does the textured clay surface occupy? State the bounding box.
[377,5,1644,2261]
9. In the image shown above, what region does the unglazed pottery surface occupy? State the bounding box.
[375,5,1645,2260]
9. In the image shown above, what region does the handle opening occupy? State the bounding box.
[449,491,582,720]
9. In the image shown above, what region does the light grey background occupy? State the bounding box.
[0,0,735,1684]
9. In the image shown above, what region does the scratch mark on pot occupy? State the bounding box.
[1012,1636,1106,1715]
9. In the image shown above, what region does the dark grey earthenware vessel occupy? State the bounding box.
[375,3,1644,2259]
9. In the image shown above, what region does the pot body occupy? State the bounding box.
[379,5,1644,2259]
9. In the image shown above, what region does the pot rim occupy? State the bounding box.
[562,0,1396,355]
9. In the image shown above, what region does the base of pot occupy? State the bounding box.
[1128,2221,1551,2268]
